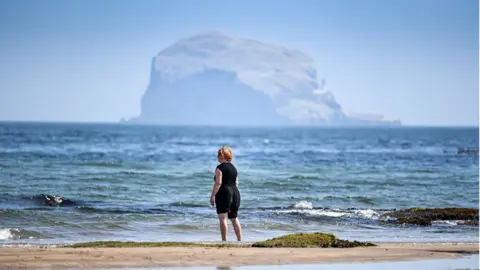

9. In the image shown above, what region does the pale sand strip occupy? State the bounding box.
[0,243,478,269]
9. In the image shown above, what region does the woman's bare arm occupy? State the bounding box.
[236,176,238,187]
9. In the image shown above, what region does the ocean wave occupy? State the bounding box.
[259,146,453,156]
[0,228,47,240]
[0,151,69,160]
[319,195,379,205]
[169,202,206,208]
[0,243,57,248]
[275,208,349,218]
[75,206,135,214]
[0,209,22,216]
[82,161,124,168]
[272,201,385,220]
[279,208,382,220]
[432,220,478,226]
[75,205,180,215]
[0,144,457,160]
[289,201,313,209]
[168,224,208,230]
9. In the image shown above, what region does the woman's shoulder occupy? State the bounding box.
[217,162,236,170]
[215,163,224,171]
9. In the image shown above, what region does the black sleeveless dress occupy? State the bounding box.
[214,162,241,219]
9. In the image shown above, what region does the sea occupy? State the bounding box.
[0,122,478,246]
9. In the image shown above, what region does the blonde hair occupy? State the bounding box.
[217,146,233,161]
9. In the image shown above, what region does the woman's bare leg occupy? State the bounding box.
[218,213,228,241]
[230,218,242,241]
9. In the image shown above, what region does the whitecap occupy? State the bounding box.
[0,228,16,240]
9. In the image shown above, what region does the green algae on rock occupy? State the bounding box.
[251,233,376,248]
[68,233,376,249]
[381,207,479,226]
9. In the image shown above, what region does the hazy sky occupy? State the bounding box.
[0,0,478,126]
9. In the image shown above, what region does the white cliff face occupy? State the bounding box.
[131,31,401,126]
[155,31,318,100]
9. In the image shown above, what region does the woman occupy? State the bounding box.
[210,146,242,241]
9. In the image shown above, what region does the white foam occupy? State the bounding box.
[277,207,381,219]
[0,228,16,240]
[352,209,380,219]
[0,244,58,248]
[378,215,396,221]
[432,220,459,226]
[292,201,313,209]
[309,209,347,217]
[278,209,347,217]
[0,243,34,247]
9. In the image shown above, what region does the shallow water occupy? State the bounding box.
[0,123,478,245]
[94,255,480,270]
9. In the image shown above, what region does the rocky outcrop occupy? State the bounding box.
[34,194,76,207]
[251,232,376,248]
[380,207,479,226]
[128,31,401,126]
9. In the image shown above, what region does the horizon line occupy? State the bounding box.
[0,120,478,129]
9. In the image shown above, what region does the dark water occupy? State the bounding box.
[0,122,478,245]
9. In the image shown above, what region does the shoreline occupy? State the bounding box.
[1,242,478,269]
[1,240,479,248]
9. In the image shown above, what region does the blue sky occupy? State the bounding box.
[0,0,478,126]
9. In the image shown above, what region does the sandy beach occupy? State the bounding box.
[0,242,478,269]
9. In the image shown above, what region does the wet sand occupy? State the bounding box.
[0,242,478,269]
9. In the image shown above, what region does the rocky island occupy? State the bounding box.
[127,31,401,126]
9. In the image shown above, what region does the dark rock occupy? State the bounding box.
[380,207,479,226]
[397,217,432,226]
[37,194,76,207]
[456,148,479,155]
